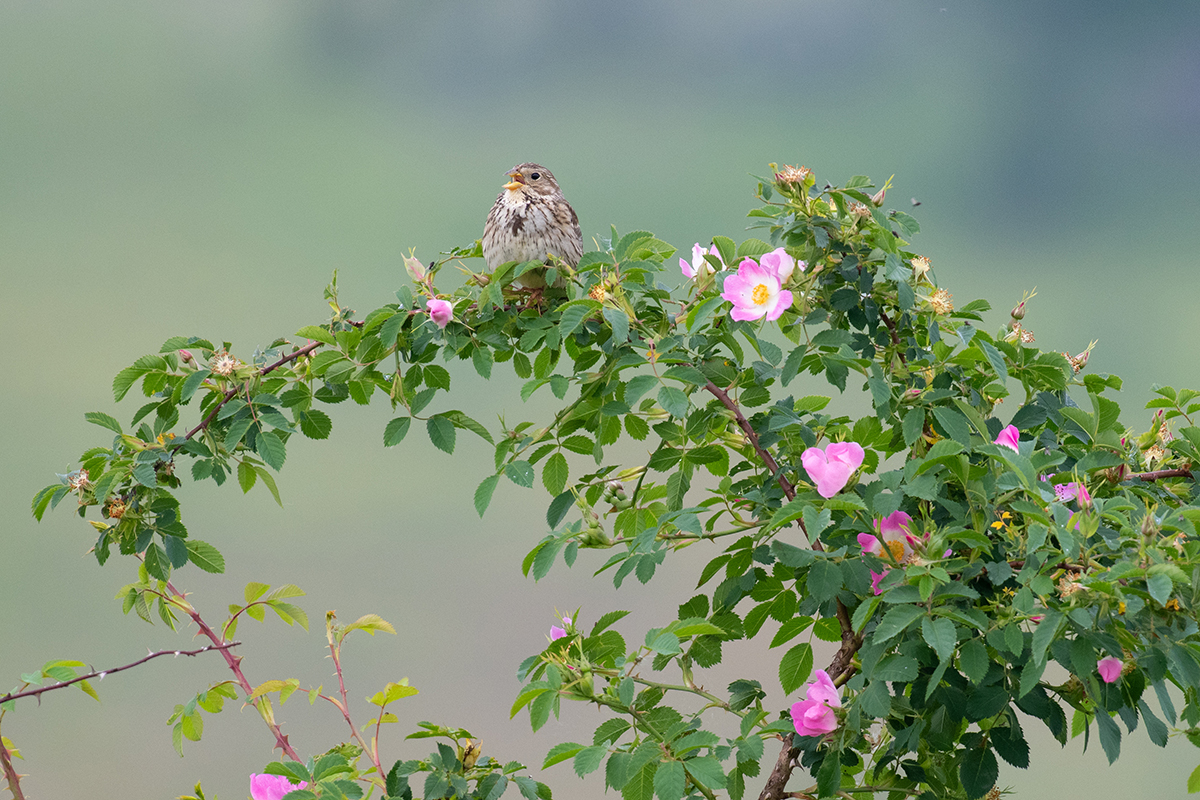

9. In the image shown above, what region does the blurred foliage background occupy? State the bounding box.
[2,1,1197,797]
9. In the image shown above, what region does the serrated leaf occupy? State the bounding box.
[84,411,123,435]
[185,541,225,574]
[427,416,456,454]
[921,616,956,662]
[384,417,412,447]
[542,452,568,495]
[873,604,926,644]
[959,746,998,799]
[778,642,814,694]
[505,460,535,488]
[475,475,500,517]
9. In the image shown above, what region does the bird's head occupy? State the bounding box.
[503,163,560,196]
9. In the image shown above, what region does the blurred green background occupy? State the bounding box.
[3,2,1198,798]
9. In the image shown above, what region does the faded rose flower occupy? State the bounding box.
[250,773,308,800]
[426,298,453,329]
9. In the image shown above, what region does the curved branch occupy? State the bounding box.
[1129,467,1194,482]
[704,380,799,505]
[0,643,239,706]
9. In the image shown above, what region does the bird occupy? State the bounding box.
[482,163,582,289]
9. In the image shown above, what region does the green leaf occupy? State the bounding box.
[959,746,998,800]
[978,339,1008,386]
[931,406,972,447]
[682,757,725,791]
[902,407,925,446]
[299,409,332,439]
[1187,762,1200,793]
[1095,709,1122,764]
[427,416,456,454]
[806,560,843,603]
[603,307,629,343]
[257,431,286,471]
[474,475,500,517]
[921,616,956,662]
[543,452,568,495]
[958,638,989,684]
[653,761,685,800]
[873,605,925,644]
[185,540,225,574]
[658,386,689,418]
[384,417,412,447]
[1147,572,1173,605]
[472,347,494,379]
[559,301,599,338]
[84,411,123,435]
[543,742,585,769]
[575,744,607,777]
[443,410,495,445]
[505,460,535,488]
[295,325,337,345]
[778,642,814,694]
[237,460,257,493]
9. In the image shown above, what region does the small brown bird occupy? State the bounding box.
[482,163,582,289]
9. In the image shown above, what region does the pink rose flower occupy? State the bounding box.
[721,258,794,322]
[994,424,1020,453]
[681,243,724,279]
[869,570,888,596]
[1097,656,1123,684]
[800,442,865,498]
[426,298,453,329]
[759,247,804,284]
[250,774,309,800]
[790,669,842,737]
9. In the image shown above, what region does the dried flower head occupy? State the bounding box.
[1057,574,1085,598]
[104,498,126,519]
[849,201,871,219]
[1020,327,1035,344]
[210,350,240,377]
[588,283,607,302]
[929,288,954,315]
[775,164,812,186]
[1144,443,1168,467]
[66,469,92,493]
[911,256,931,280]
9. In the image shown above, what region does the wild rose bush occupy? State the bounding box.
[12,163,1200,800]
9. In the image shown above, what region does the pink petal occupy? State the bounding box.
[763,289,794,321]
[870,569,888,595]
[857,533,881,554]
[825,442,865,470]
[994,425,1020,452]
[875,510,913,536]
[680,257,696,279]
[1097,656,1123,684]
[550,626,567,641]
[805,670,841,707]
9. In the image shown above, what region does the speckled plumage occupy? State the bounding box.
[482,163,582,289]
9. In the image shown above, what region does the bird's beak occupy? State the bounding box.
[503,171,524,191]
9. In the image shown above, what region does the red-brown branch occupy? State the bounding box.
[175,339,326,449]
[164,580,301,760]
[876,307,907,366]
[1130,467,1194,482]
[0,739,27,800]
[704,380,798,503]
[0,643,238,706]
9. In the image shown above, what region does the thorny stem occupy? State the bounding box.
[703,382,867,800]
[876,307,907,366]
[175,340,325,449]
[327,634,384,779]
[163,579,302,761]
[0,643,238,706]
[0,737,27,800]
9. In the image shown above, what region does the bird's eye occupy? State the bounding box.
[530,172,541,180]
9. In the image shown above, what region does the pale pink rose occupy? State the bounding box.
[1097,656,1123,684]
[994,425,1020,453]
[721,258,794,322]
[759,247,804,284]
[250,774,308,800]
[800,442,865,498]
[426,298,453,328]
[680,243,724,279]
[791,669,842,737]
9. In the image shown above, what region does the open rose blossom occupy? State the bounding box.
[1097,656,1123,684]
[1054,481,1092,507]
[994,424,1020,453]
[250,774,309,800]
[721,258,794,322]
[801,442,865,498]
[790,669,842,737]
[426,298,454,329]
[681,243,724,279]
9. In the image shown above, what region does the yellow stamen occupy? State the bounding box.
[886,540,906,561]
[751,284,770,305]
